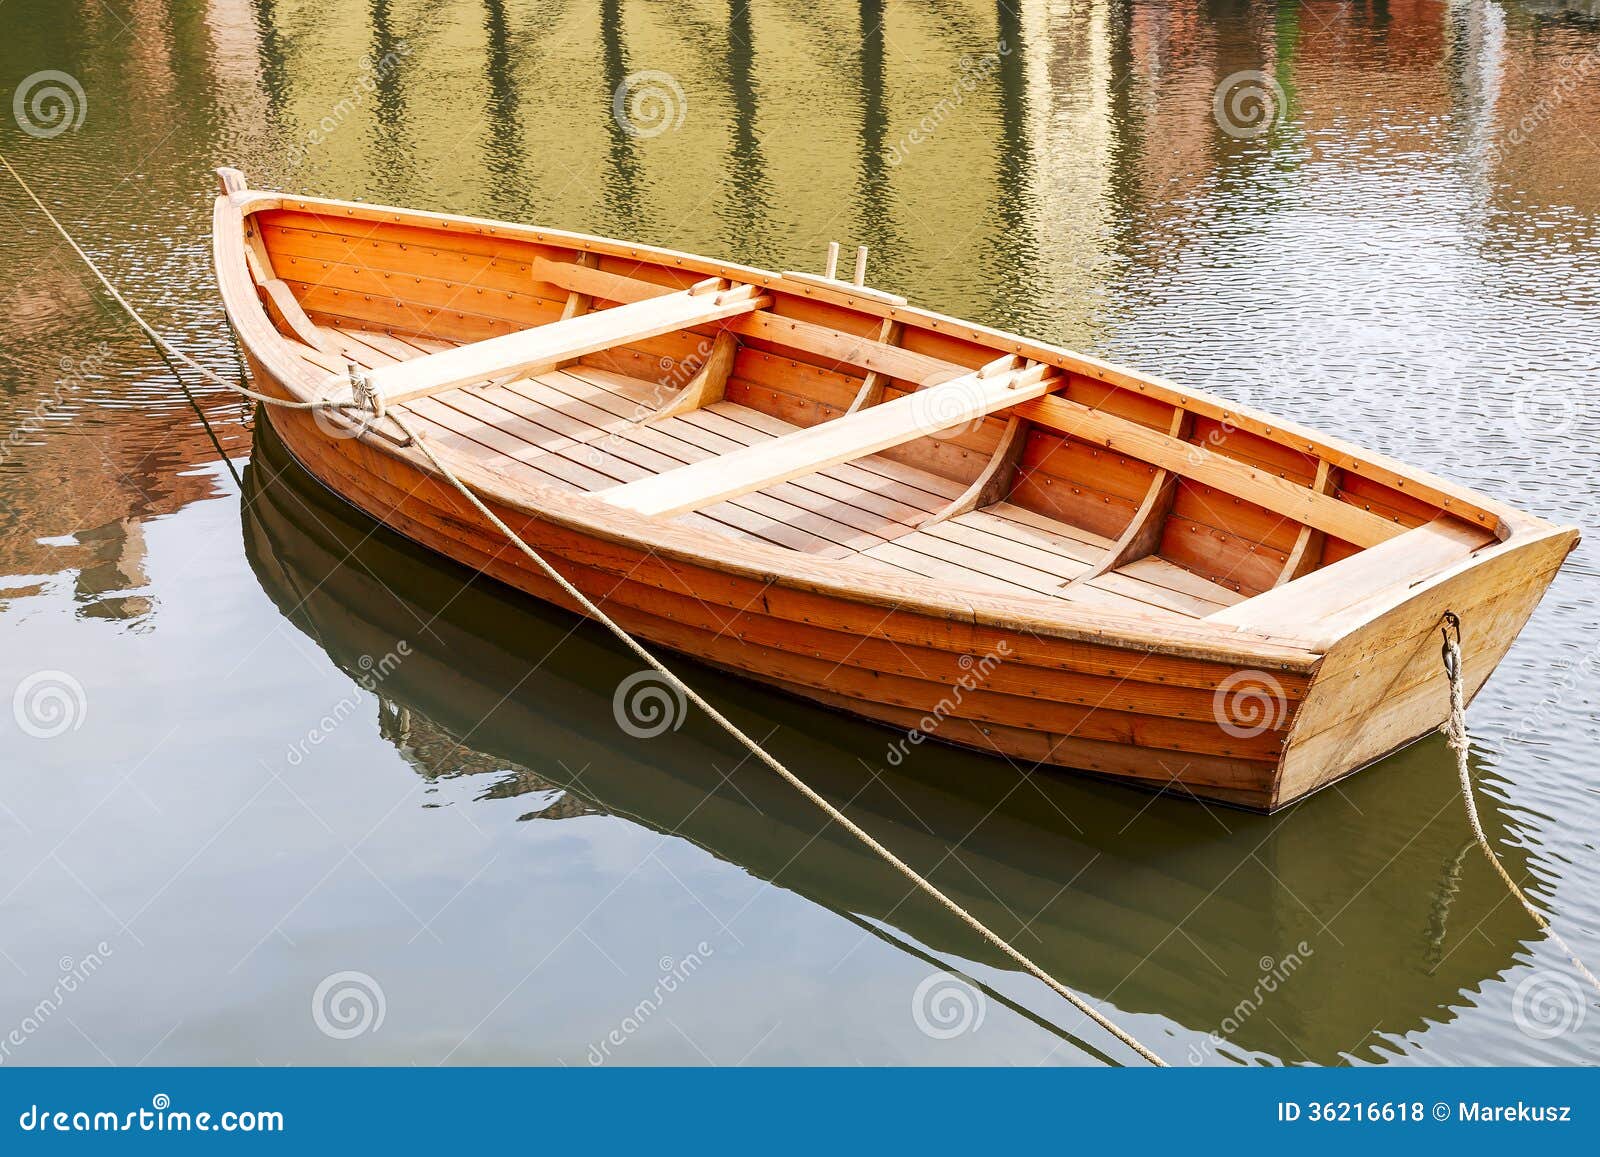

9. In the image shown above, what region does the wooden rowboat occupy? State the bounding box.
[211,167,1578,811]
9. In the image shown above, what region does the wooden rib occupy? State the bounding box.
[258,279,333,352]
[650,329,738,420]
[558,251,597,323]
[602,360,1058,518]
[846,319,903,412]
[1274,459,1339,586]
[1014,394,1403,549]
[912,416,1027,531]
[1071,408,1194,584]
[365,284,768,405]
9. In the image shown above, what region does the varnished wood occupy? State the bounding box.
[847,319,903,412]
[1275,459,1339,586]
[212,169,1578,811]
[602,360,1058,518]
[651,330,738,420]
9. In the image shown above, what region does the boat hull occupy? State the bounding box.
[251,387,1561,812]
[257,388,1305,808]
[215,178,1577,812]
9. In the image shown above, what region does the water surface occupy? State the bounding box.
[1,0,1598,1066]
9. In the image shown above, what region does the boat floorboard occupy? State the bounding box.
[312,324,1244,621]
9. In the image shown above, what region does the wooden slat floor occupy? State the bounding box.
[310,324,1244,621]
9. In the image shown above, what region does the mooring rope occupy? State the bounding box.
[0,152,359,418]
[388,411,1167,1066]
[1439,613,1600,995]
[2,152,1167,1067]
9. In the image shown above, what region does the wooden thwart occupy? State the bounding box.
[603,359,1061,518]
[362,281,770,405]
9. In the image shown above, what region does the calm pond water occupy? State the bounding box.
[2,0,1598,1067]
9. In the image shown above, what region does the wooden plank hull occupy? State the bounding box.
[257,393,1291,808]
[214,175,1578,811]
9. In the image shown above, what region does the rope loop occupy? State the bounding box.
[1438,610,1600,996]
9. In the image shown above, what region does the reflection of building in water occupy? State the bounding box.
[376,698,605,822]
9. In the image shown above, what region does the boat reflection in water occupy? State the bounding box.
[242,415,1535,1066]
